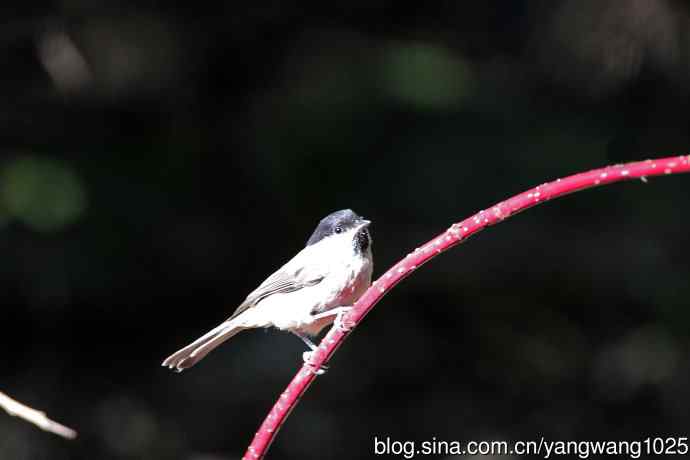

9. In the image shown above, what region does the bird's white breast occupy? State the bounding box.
[238,228,373,333]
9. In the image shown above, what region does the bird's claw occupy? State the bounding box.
[334,308,355,332]
[302,351,328,375]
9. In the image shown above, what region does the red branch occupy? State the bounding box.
[242,155,690,460]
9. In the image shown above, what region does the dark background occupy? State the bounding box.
[2,1,690,459]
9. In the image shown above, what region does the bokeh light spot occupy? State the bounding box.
[0,156,87,232]
[380,43,472,109]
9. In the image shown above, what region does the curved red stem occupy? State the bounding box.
[243,155,690,460]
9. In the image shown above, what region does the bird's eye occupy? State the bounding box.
[334,226,343,234]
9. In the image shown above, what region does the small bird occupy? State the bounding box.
[162,209,373,372]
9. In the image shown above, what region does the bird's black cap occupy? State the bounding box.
[306,209,366,247]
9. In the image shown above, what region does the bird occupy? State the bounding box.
[162,209,373,372]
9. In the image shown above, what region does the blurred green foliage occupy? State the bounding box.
[0,156,86,232]
[380,43,473,109]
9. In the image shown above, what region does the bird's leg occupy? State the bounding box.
[294,306,355,375]
[311,305,352,332]
[293,331,317,350]
[292,331,328,375]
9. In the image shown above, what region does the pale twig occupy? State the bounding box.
[0,390,77,439]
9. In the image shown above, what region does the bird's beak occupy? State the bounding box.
[358,219,371,229]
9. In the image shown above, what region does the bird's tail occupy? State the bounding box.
[162,321,245,372]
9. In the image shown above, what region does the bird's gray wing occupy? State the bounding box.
[227,264,325,321]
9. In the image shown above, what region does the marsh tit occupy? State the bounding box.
[162,209,373,372]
